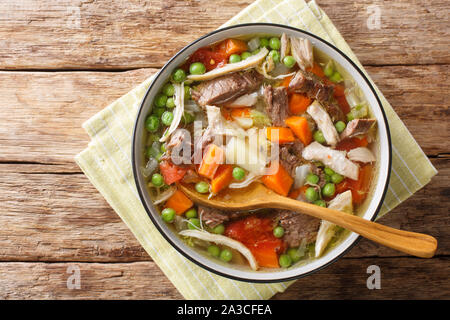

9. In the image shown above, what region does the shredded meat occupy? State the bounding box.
[264,85,289,126]
[274,210,320,247]
[310,163,327,188]
[198,206,229,228]
[288,69,334,103]
[324,102,346,122]
[191,70,263,106]
[340,119,376,140]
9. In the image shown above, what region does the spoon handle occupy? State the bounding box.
[273,197,437,258]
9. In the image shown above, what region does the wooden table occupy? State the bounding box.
[0,0,448,300]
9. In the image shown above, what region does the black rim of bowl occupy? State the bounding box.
[131,23,392,283]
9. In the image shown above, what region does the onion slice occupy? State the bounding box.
[187,47,269,81]
[152,186,177,205]
[179,229,259,270]
[160,82,184,143]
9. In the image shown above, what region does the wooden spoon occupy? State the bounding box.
[178,182,437,258]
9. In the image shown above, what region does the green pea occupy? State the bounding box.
[279,254,292,268]
[268,50,280,63]
[147,133,160,144]
[165,97,175,109]
[229,54,241,64]
[241,51,251,60]
[283,55,296,68]
[220,249,233,262]
[306,173,319,185]
[287,247,303,263]
[185,208,197,219]
[269,37,281,50]
[324,174,332,183]
[152,107,166,117]
[161,208,175,223]
[184,86,191,100]
[183,112,195,125]
[324,61,334,77]
[195,181,209,194]
[145,115,160,133]
[335,121,346,133]
[207,245,220,258]
[273,226,284,238]
[259,38,269,48]
[212,224,225,235]
[161,111,174,126]
[331,173,344,184]
[162,83,175,96]
[172,68,187,83]
[151,173,164,187]
[154,93,168,108]
[232,167,246,181]
[347,113,355,122]
[188,218,201,230]
[189,62,206,75]
[313,130,326,144]
[329,71,343,83]
[305,187,319,202]
[324,167,335,176]
[322,183,336,197]
[314,199,327,207]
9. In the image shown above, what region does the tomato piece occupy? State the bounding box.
[159,160,188,185]
[225,216,285,268]
[336,137,368,152]
[184,47,227,72]
[335,94,351,114]
[334,164,373,204]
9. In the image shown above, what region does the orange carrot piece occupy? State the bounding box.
[230,107,252,118]
[285,116,313,146]
[280,75,293,88]
[251,243,280,268]
[198,144,224,180]
[266,127,296,144]
[210,165,234,194]
[307,62,325,78]
[223,39,248,56]
[221,108,232,120]
[288,185,309,199]
[165,189,193,215]
[261,162,293,197]
[288,93,312,115]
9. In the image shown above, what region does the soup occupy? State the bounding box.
[141,33,377,271]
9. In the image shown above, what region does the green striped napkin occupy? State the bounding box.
[75,0,437,300]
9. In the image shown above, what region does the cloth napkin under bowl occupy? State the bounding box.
[75,0,437,300]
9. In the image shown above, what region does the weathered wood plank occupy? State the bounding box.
[273,256,450,300]
[0,0,448,70]
[0,257,447,299]
[0,262,183,299]
[0,65,448,167]
[0,158,447,262]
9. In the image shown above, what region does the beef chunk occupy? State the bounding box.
[164,129,193,165]
[279,141,304,176]
[181,168,201,184]
[191,70,263,106]
[310,163,327,188]
[192,127,214,164]
[340,119,376,140]
[274,210,320,247]
[264,85,289,126]
[324,102,346,122]
[198,205,229,228]
[289,69,334,103]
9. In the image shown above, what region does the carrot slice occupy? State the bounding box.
[198,144,224,180]
[288,93,312,115]
[266,127,296,144]
[285,116,312,146]
[210,165,234,194]
[288,185,309,199]
[307,62,325,78]
[230,107,252,118]
[280,75,293,88]
[220,38,248,57]
[261,162,293,197]
[165,189,193,215]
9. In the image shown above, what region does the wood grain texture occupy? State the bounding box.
[0,0,448,70]
[0,257,447,299]
[0,158,447,263]
[0,65,448,168]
